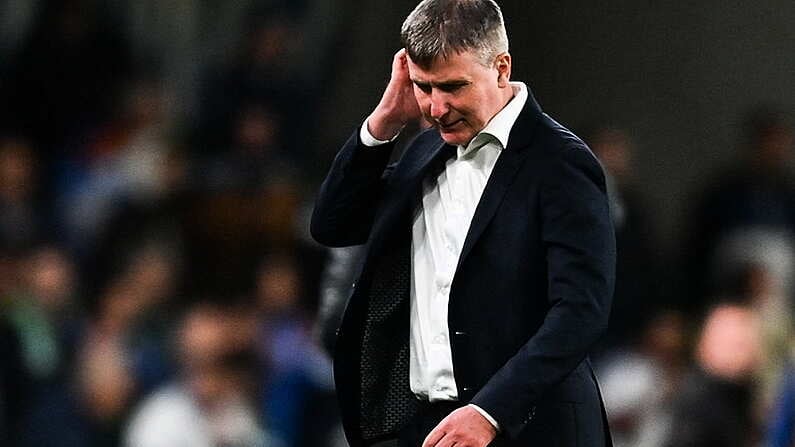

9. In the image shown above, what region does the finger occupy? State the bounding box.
[402,50,410,68]
[391,50,409,78]
[422,426,446,447]
[393,48,407,67]
[435,434,459,447]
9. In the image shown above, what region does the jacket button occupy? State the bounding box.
[453,331,467,336]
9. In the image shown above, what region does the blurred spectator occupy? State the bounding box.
[254,255,338,447]
[202,102,298,192]
[665,302,762,447]
[1,0,133,204]
[695,239,795,425]
[586,127,661,352]
[195,11,314,167]
[685,106,795,311]
[88,243,179,393]
[0,137,45,251]
[598,310,686,447]
[57,76,178,258]
[22,243,183,446]
[4,245,82,384]
[736,263,794,421]
[125,302,272,447]
[88,145,193,304]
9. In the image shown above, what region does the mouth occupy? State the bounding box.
[438,119,464,131]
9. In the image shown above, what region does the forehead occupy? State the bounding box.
[407,50,488,82]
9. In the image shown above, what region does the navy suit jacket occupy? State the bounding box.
[311,91,615,446]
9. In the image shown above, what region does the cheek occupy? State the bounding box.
[452,96,478,116]
[414,96,431,114]
[413,88,430,108]
[456,106,481,127]
[466,100,491,126]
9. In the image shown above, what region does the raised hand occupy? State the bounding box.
[367,49,422,140]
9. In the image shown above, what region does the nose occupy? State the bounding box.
[429,92,449,121]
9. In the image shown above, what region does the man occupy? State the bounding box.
[311,1,615,446]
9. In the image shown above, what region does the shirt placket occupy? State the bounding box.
[428,162,464,400]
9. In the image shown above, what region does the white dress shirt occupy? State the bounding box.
[361,82,529,430]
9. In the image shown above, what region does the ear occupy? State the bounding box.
[495,52,512,87]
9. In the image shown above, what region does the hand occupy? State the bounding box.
[422,406,498,447]
[367,49,422,140]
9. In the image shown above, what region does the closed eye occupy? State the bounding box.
[436,82,469,93]
[414,81,432,94]
[412,80,470,94]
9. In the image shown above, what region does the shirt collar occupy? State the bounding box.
[459,81,529,158]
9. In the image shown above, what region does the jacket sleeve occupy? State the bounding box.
[470,143,616,439]
[310,129,396,247]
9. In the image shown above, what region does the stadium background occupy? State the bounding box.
[1,1,794,446]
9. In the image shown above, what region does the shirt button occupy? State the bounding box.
[433,334,447,344]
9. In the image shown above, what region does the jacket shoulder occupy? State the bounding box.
[531,115,607,189]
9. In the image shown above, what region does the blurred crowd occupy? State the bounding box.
[0,1,794,447]
[588,110,795,447]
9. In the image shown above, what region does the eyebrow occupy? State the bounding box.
[411,79,471,89]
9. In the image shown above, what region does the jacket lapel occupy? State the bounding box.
[457,94,543,270]
[369,136,454,252]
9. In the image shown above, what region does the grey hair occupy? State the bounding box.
[400,0,509,68]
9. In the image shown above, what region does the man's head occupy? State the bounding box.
[400,0,514,146]
[401,0,508,69]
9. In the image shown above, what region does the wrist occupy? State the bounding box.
[468,404,500,433]
[361,119,399,147]
[367,110,405,141]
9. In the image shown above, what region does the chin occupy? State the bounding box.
[440,131,474,147]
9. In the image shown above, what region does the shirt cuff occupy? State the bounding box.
[468,404,500,432]
[360,118,401,147]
